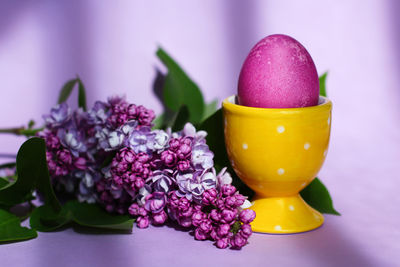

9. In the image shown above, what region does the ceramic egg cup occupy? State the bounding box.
[222,95,332,234]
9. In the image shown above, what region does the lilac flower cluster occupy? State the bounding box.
[167,184,255,249]
[39,103,97,202]
[39,96,155,203]
[40,96,255,249]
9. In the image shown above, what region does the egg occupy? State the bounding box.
[238,34,319,108]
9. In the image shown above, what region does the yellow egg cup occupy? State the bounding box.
[222,95,332,234]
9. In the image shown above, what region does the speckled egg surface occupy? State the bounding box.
[238,34,319,108]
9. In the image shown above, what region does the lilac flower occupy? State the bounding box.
[152,130,169,150]
[160,150,177,167]
[192,210,206,227]
[177,160,191,172]
[217,224,231,237]
[182,123,207,143]
[230,233,247,249]
[43,103,72,128]
[221,184,236,197]
[176,169,217,202]
[216,238,230,249]
[39,94,256,249]
[194,228,207,240]
[126,127,156,154]
[137,216,150,228]
[136,185,152,206]
[107,95,126,106]
[152,210,168,225]
[136,105,155,126]
[87,101,109,125]
[58,128,87,157]
[144,192,167,214]
[120,120,139,136]
[74,157,87,170]
[56,149,72,166]
[106,130,125,151]
[239,209,256,224]
[221,209,237,224]
[148,170,174,193]
[216,167,233,188]
[191,144,214,170]
[240,224,252,238]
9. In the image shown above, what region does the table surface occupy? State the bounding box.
[1,93,400,267]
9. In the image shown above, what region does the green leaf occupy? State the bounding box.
[65,201,134,231]
[156,48,205,124]
[300,178,340,215]
[202,100,218,121]
[171,106,189,132]
[28,120,35,129]
[30,205,71,232]
[57,77,87,111]
[319,72,328,97]
[77,78,87,111]
[0,209,37,243]
[58,79,78,104]
[0,138,61,212]
[0,178,9,190]
[152,114,164,129]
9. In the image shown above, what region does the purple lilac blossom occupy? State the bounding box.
[43,103,72,128]
[126,127,156,154]
[176,169,217,202]
[40,96,254,249]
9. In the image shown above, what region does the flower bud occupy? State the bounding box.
[239,209,256,224]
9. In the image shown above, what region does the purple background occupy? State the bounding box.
[0,1,399,266]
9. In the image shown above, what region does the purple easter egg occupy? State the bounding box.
[238,34,319,108]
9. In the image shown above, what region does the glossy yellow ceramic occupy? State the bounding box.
[222,95,332,234]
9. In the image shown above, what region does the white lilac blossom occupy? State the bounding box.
[58,128,87,157]
[152,130,170,150]
[192,144,214,170]
[126,127,156,154]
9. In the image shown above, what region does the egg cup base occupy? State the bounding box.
[249,194,324,234]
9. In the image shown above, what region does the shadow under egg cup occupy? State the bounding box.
[222,95,332,234]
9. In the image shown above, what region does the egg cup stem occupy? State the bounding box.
[250,194,324,233]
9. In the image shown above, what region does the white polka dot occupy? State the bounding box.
[224,118,227,126]
[230,160,235,167]
[304,143,310,150]
[242,143,248,150]
[277,126,285,133]
[327,117,331,125]
[301,182,307,188]
[323,150,328,157]
[277,168,285,175]
[274,225,282,231]
[289,205,295,211]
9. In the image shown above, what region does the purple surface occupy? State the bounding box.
[1,1,400,266]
